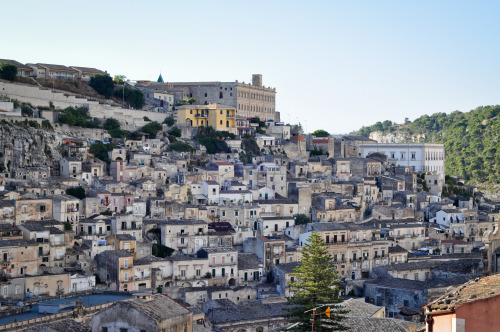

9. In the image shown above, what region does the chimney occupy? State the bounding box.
[252,74,263,87]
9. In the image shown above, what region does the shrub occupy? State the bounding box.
[163,116,175,126]
[66,186,86,199]
[0,63,17,81]
[21,105,33,117]
[168,127,181,137]
[89,74,115,98]
[169,141,194,153]
[142,121,162,139]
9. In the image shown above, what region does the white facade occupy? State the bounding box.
[70,274,96,293]
[359,143,445,173]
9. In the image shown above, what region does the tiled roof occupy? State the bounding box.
[238,253,262,270]
[21,318,89,332]
[119,294,191,321]
[274,261,301,274]
[388,245,408,253]
[208,301,289,324]
[366,277,426,290]
[341,298,384,317]
[425,274,500,311]
[343,316,420,332]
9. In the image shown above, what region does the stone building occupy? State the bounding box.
[176,104,237,135]
[92,293,193,332]
[162,74,277,121]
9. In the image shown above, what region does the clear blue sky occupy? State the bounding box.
[3,0,500,133]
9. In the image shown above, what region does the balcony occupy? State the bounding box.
[226,114,235,118]
[177,242,188,248]
[326,241,348,246]
[195,114,208,118]
[210,261,236,267]
[120,266,133,270]
[177,232,189,237]
[54,256,64,261]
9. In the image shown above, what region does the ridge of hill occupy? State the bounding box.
[353,105,500,185]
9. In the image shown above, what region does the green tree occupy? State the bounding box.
[312,129,330,137]
[293,214,311,225]
[168,127,181,138]
[142,121,162,139]
[104,118,120,130]
[89,142,115,163]
[285,233,347,331]
[188,98,196,105]
[113,75,127,84]
[163,116,175,126]
[21,105,33,117]
[0,63,17,81]
[90,74,115,98]
[169,141,194,153]
[66,186,86,200]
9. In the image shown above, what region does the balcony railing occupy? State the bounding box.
[326,241,348,246]
[178,232,189,237]
[195,114,208,118]
[210,261,236,267]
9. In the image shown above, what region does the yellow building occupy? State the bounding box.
[176,103,237,134]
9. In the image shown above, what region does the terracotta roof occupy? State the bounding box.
[425,274,500,311]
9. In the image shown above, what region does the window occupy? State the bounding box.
[102,328,108,332]
[124,259,128,268]
[40,205,46,212]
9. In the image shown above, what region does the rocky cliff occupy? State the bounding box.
[0,120,62,174]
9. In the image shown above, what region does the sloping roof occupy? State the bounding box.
[21,319,89,332]
[238,253,262,270]
[274,261,301,274]
[0,59,32,71]
[37,63,77,72]
[388,245,408,254]
[114,294,191,321]
[425,274,500,311]
[341,298,384,317]
[208,301,289,324]
[343,316,419,332]
[70,66,105,74]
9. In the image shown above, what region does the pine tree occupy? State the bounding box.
[285,233,348,331]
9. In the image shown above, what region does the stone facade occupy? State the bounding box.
[163,74,277,121]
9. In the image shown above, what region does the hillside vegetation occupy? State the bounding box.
[354,105,500,184]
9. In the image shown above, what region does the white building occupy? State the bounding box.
[70,274,96,293]
[359,143,445,174]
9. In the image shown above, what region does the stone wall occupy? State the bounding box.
[0,81,168,131]
[57,124,110,141]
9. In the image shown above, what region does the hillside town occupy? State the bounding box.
[0,60,499,332]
